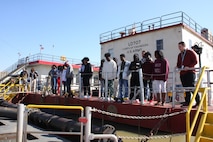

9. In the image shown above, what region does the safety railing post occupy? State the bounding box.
[79,73,82,98]
[172,68,176,108]
[181,12,184,24]
[23,108,28,142]
[85,106,92,142]
[207,70,212,106]
[139,68,144,105]
[80,110,84,142]
[104,72,108,101]
[29,78,32,92]
[16,104,25,142]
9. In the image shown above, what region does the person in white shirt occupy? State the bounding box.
[102,53,117,99]
[29,68,38,93]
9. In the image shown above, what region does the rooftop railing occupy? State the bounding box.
[0,53,99,80]
[100,11,213,43]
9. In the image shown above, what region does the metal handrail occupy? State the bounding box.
[1,53,99,81]
[17,104,84,142]
[100,11,213,43]
[26,104,84,111]
[186,66,209,142]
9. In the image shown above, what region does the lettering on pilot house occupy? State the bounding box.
[123,40,148,54]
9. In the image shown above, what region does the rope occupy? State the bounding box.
[92,108,187,120]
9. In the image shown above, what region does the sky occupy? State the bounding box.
[0,0,213,71]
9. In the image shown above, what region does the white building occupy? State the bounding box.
[100,12,213,70]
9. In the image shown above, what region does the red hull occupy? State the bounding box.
[11,94,199,133]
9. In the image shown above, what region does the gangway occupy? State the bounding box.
[0,63,27,84]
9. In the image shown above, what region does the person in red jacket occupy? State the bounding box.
[177,41,200,107]
[153,50,169,106]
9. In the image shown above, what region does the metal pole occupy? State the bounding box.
[139,68,144,105]
[16,104,25,142]
[85,107,92,142]
[181,12,184,24]
[207,70,212,106]
[172,68,176,108]
[29,78,32,92]
[80,110,84,142]
[79,73,82,98]
[199,54,202,68]
[105,72,108,101]
[23,109,28,142]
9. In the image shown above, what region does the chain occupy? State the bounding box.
[118,133,185,140]
[92,108,187,120]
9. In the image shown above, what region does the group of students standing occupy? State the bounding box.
[19,68,39,92]
[48,57,94,97]
[47,41,199,108]
[48,61,74,96]
[99,41,200,107]
[99,50,169,106]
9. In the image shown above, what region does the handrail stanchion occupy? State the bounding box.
[23,108,28,142]
[207,70,212,106]
[85,106,92,142]
[80,109,84,142]
[16,104,25,142]
[85,106,118,142]
[139,68,144,105]
[79,73,82,98]
[172,68,177,108]
[29,77,32,92]
[105,72,108,101]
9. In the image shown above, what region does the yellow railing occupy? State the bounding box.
[26,104,84,142]
[26,104,84,111]
[186,66,209,142]
[0,77,25,100]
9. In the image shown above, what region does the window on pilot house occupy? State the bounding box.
[156,39,163,50]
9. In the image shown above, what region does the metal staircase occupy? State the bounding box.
[198,112,213,142]
[186,66,213,142]
[0,63,27,84]
[0,77,23,101]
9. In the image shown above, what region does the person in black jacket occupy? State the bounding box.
[81,57,93,97]
[129,53,142,101]
[99,59,105,97]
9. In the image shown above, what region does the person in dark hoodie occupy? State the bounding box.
[129,53,142,101]
[99,59,105,98]
[80,57,93,97]
[152,50,169,106]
